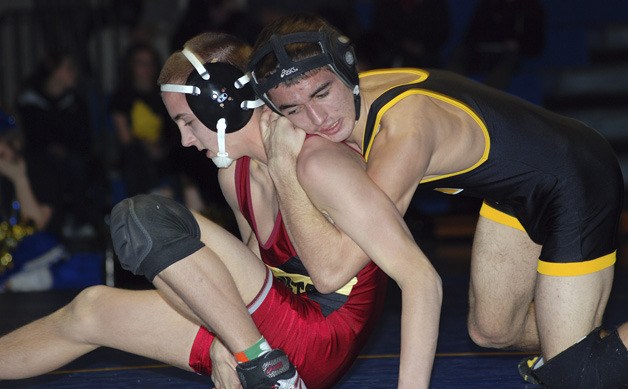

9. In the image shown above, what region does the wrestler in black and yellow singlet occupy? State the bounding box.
[361,68,624,276]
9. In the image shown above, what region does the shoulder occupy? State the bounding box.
[359,68,429,95]
[300,137,363,170]
[297,136,365,188]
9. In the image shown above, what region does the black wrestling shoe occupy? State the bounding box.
[236,349,307,389]
[518,355,543,385]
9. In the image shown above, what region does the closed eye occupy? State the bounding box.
[315,90,330,99]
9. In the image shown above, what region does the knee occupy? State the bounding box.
[110,194,205,280]
[467,314,519,349]
[62,285,112,340]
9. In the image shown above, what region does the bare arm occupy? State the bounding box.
[297,136,442,389]
[262,113,368,292]
[263,110,442,387]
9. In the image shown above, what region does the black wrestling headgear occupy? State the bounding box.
[161,48,263,132]
[247,26,360,119]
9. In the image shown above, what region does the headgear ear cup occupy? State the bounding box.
[160,48,263,133]
[160,48,264,168]
[184,62,257,132]
[323,26,359,88]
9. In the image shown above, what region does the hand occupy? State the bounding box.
[210,338,242,389]
[260,108,306,173]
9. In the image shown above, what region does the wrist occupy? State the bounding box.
[268,158,298,181]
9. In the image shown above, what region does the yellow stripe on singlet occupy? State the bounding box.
[269,266,357,296]
[538,251,616,276]
[480,203,616,276]
[359,71,491,184]
[479,201,526,231]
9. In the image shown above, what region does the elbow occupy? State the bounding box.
[399,263,443,307]
[426,266,443,306]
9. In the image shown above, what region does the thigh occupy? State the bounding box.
[75,286,200,372]
[192,212,268,305]
[469,215,541,330]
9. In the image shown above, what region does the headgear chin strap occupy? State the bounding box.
[161,48,263,168]
[211,118,234,168]
[248,26,360,120]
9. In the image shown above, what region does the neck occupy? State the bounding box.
[235,110,269,165]
[346,96,370,151]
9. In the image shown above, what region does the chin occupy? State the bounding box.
[212,156,235,169]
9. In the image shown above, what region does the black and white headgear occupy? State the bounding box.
[247,26,360,119]
[161,48,263,167]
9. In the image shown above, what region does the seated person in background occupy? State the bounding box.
[0,109,66,292]
[15,48,96,234]
[109,42,179,199]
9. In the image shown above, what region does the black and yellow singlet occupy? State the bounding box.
[360,68,623,276]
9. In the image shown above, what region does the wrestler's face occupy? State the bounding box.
[162,91,221,160]
[267,67,356,143]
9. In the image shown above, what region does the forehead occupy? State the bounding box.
[162,92,191,117]
[268,67,337,102]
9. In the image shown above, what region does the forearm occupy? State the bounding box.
[397,271,442,388]
[270,162,363,291]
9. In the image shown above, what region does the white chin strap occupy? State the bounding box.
[211,118,234,168]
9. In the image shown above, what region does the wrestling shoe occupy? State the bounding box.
[236,348,307,389]
[518,355,542,385]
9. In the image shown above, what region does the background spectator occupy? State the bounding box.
[14,49,98,238]
[0,108,67,292]
[108,42,179,200]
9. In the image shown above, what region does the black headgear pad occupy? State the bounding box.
[248,25,360,119]
[184,62,256,133]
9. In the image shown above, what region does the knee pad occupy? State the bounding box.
[534,327,628,388]
[110,194,205,281]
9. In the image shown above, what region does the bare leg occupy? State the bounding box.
[468,216,542,351]
[152,212,268,354]
[535,266,613,359]
[0,286,199,379]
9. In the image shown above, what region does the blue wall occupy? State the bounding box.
[444,0,628,104]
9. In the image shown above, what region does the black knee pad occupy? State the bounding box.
[534,327,628,388]
[110,194,205,281]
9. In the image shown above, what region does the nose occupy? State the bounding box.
[179,126,195,147]
[305,103,326,127]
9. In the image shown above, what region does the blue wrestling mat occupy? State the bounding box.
[1,265,626,388]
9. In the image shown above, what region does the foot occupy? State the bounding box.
[518,355,543,385]
[236,348,307,389]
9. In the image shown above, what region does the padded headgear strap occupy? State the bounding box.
[161,48,263,133]
[248,26,360,119]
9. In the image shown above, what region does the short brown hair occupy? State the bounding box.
[251,13,330,84]
[158,32,252,86]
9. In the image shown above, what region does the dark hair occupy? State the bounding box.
[251,13,329,83]
[28,48,76,88]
